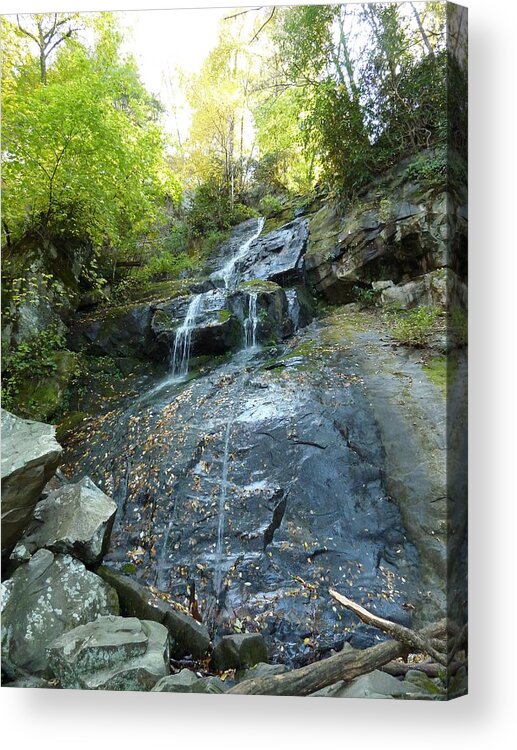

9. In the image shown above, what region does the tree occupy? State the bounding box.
[1,13,178,257]
[15,13,82,85]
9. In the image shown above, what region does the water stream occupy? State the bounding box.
[170,293,204,378]
[243,292,259,349]
[218,216,264,290]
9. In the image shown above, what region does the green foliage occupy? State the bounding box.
[134,251,195,282]
[352,285,381,307]
[259,194,284,217]
[186,182,257,238]
[1,326,78,414]
[388,306,442,347]
[258,3,457,197]
[1,14,178,255]
[406,148,447,188]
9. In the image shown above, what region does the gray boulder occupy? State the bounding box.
[212,633,268,671]
[47,615,169,691]
[380,269,447,309]
[237,661,288,681]
[97,566,211,659]
[311,669,423,699]
[14,476,117,565]
[1,410,62,557]
[152,668,227,694]
[1,549,119,679]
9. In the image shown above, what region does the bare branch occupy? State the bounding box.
[329,589,447,666]
[250,7,276,45]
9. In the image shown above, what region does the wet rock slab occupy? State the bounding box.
[62,334,420,666]
[48,615,169,691]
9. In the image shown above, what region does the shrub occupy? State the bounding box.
[259,194,284,217]
[389,306,442,347]
[353,285,381,307]
[1,325,75,412]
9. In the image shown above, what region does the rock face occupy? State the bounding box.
[152,669,226,694]
[304,157,467,304]
[1,235,91,370]
[14,476,117,566]
[47,615,169,691]
[239,218,308,286]
[68,302,159,360]
[64,317,423,666]
[97,567,211,659]
[1,549,119,679]
[1,410,62,557]
[212,634,268,671]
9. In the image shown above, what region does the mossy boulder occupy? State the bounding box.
[14,350,79,422]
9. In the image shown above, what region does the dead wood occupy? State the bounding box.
[329,588,448,666]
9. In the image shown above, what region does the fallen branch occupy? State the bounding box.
[329,588,448,667]
[228,621,446,696]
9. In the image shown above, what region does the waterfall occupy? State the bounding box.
[244,292,259,349]
[213,413,234,602]
[219,216,265,290]
[170,293,204,378]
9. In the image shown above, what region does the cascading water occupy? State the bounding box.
[244,292,259,349]
[213,412,234,603]
[170,293,204,378]
[218,216,265,290]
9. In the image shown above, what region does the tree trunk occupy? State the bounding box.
[410,3,435,59]
[228,620,446,696]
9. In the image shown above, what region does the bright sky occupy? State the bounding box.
[121,7,229,93]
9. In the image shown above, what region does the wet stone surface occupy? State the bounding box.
[62,326,422,668]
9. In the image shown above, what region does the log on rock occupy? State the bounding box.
[228,639,404,696]
[228,621,445,697]
[329,588,448,667]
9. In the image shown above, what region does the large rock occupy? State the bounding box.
[1,235,91,371]
[1,549,119,679]
[14,476,117,565]
[152,668,226,694]
[239,218,308,287]
[68,302,160,360]
[10,350,80,423]
[235,281,290,344]
[380,269,447,309]
[97,566,211,659]
[152,289,242,357]
[285,286,314,333]
[47,615,169,691]
[1,410,62,557]
[311,669,423,699]
[212,634,268,671]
